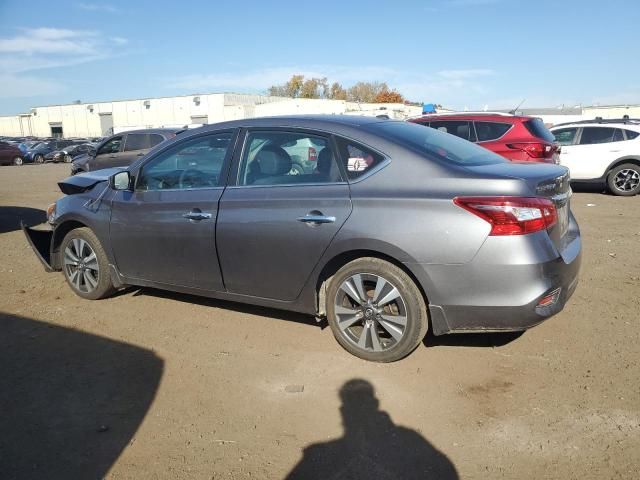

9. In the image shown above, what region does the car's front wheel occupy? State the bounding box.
[608,163,640,196]
[34,154,44,164]
[326,257,428,362]
[64,154,72,163]
[60,228,115,300]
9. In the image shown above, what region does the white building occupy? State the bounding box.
[0,93,421,138]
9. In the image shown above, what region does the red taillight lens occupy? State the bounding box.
[308,147,317,161]
[454,196,557,235]
[507,142,552,159]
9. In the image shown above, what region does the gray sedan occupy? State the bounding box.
[23,115,581,362]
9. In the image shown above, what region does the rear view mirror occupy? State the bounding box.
[111,171,132,191]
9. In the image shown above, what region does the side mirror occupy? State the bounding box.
[111,171,132,191]
[88,148,97,157]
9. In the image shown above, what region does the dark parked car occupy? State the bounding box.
[70,129,179,175]
[44,143,94,163]
[24,139,78,164]
[0,141,25,165]
[409,112,560,164]
[24,116,581,362]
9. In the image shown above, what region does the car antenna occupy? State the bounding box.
[509,99,526,115]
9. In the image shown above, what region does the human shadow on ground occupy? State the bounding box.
[0,312,163,480]
[285,379,458,480]
[0,206,46,234]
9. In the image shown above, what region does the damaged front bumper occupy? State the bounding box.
[21,222,55,272]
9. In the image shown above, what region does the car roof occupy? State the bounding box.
[114,128,181,136]
[550,122,640,132]
[194,114,390,132]
[410,112,534,123]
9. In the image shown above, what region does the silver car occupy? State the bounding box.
[23,116,581,362]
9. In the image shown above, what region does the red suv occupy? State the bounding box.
[408,113,560,163]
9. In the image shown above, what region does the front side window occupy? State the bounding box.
[429,120,475,142]
[124,134,149,152]
[475,121,512,142]
[97,136,123,155]
[579,127,616,145]
[553,128,578,146]
[137,133,232,191]
[238,131,343,186]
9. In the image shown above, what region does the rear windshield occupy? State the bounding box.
[367,121,506,166]
[523,118,555,142]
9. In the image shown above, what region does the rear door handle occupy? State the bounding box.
[183,211,212,221]
[297,214,336,224]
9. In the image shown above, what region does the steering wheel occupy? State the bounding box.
[179,169,206,189]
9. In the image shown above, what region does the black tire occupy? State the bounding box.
[607,163,640,196]
[326,257,428,362]
[64,154,72,163]
[13,156,23,166]
[34,154,44,164]
[60,227,116,300]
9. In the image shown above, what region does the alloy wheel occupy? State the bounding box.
[334,273,408,352]
[13,157,23,166]
[613,168,640,192]
[64,238,99,293]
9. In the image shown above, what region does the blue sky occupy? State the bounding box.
[0,0,638,115]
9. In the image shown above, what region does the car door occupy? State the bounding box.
[561,127,619,179]
[216,129,352,301]
[109,130,237,290]
[92,135,125,170]
[554,127,580,176]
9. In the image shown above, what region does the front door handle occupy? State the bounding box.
[297,214,336,224]
[183,210,212,221]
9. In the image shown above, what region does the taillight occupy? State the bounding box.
[507,142,553,159]
[453,196,557,235]
[308,147,317,161]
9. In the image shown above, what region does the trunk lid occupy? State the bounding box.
[464,162,572,249]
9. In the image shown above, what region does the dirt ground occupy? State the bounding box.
[0,163,638,480]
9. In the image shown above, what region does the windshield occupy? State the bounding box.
[367,121,507,166]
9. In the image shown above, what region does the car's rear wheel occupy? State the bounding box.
[289,163,305,175]
[60,228,115,300]
[608,163,640,196]
[34,154,44,164]
[326,257,428,362]
[13,156,23,166]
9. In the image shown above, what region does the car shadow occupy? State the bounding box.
[285,379,458,479]
[423,329,524,348]
[0,206,46,234]
[0,312,163,480]
[130,287,324,328]
[570,183,607,194]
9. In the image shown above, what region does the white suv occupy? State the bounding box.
[550,120,640,196]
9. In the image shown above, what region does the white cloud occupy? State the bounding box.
[77,3,119,13]
[437,69,495,80]
[165,64,499,109]
[0,74,62,98]
[0,27,128,99]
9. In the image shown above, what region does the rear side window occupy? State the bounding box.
[124,134,149,152]
[579,127,616,145]
[429,120,475,142]
[369,121,506,166]
[334,137,385,180]
[149,134,165,147]
[612,129,624,142]
[552,128,578,146]
[475,122,511,142]
[624,129,639,140]
[523,118,555,142]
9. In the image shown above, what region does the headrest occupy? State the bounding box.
[316,147,333,174]
[255,145,292,176]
